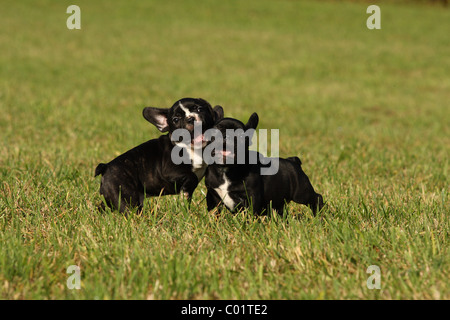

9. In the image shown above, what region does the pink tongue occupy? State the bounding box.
[193,134,204,144]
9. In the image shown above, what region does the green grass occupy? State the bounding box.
[0,0,449,299]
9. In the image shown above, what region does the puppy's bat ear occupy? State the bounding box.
[143,107,169,132]
[213,105,224,122]
[245,112,259,130]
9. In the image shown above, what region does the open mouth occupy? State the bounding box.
[219,150,233,157]
[191,133,207,148]
[189,121,208,147]
[217,150,235,163]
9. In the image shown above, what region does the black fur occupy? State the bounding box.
[205,113,324,215]
[95,98,224,213]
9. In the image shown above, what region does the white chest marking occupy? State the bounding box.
[214,173,235,210]
[175,142,207,181]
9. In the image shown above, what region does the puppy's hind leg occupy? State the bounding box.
[292,189,324,216]
[308,193,324,215]
[99,172,142,214]
[291,173,324,216]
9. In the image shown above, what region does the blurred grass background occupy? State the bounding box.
[0,0,449,299]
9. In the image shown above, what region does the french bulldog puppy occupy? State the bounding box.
[205,113,323,215]
[95,98,224,213]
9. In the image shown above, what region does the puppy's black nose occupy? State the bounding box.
[186,117,195,124]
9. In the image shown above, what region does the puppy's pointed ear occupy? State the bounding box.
[213,105,224,122]
[143,107,169,132]
[245,112,259,130]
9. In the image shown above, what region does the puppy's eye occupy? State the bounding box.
[172,118,180,124]
[196,106,203,112]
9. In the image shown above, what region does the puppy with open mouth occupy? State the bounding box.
[95,98,224,213]
[205,113,324,216]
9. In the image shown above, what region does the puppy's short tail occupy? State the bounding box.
[95,163,108,177]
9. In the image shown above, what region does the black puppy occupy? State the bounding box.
[205,113,324,215]
[95,98,224,213]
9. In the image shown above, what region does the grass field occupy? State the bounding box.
[0,0,449,299]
